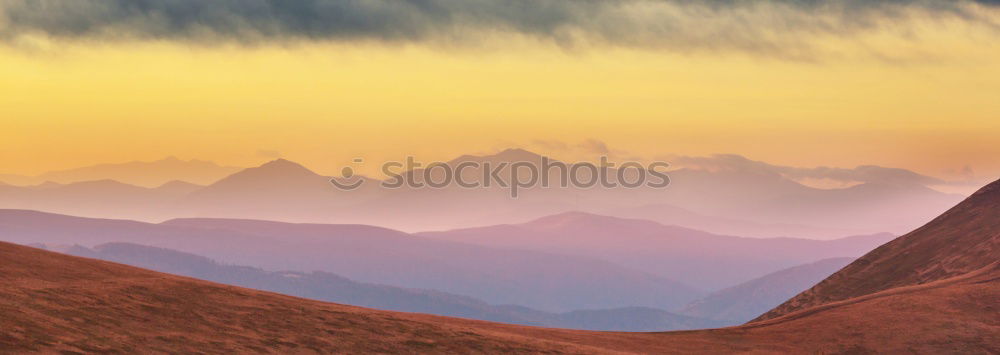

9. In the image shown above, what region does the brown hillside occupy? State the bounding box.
[1,240,997,354]
[756,178,1000,322]
[0,242,601,354]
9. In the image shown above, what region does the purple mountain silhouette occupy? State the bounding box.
[418,212,894,290]
[0,209,699,312]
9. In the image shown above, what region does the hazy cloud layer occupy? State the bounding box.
[1,0,997,52]
[672,154,949,186]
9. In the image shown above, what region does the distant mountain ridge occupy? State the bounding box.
[0,209,700,312]
[419,212,894,290]
[605,203,867,239]
[0,150,966,237]
[37,242,722,332]
[0,157,239,187]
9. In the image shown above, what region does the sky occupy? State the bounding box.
[1,0,998,182]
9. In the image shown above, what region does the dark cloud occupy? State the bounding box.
[0,0,996,52]
[672,154,949,186]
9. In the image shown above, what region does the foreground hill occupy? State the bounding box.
[1,240,996,353]
[38,242,720,332]
[757,178,1000,321]
[0,241,593,353]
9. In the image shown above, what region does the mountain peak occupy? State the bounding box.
[256,159,316,174]
[194,158,326,194]
[224,158,323,181]
[494,148,545,161]
[447,148,548,165]
[262,158,295,165]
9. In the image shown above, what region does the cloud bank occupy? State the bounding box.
[1,0,997,53]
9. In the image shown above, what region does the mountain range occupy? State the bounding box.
[7,210,884,329]
[0,209,699,312]
[0,208,899,308]
[2,178,997,353]
[0,150,966,238]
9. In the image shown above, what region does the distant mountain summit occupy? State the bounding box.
[180,158,381,219]
[250,158,321,176]
[755,178,1000,321]
[195,158,327,191]
[448,148,547,164]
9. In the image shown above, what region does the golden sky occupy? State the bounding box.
[1,2,998,181]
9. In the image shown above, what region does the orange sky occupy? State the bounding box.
[1,14,998,181]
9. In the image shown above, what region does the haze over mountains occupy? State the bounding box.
[2,178,997,353]
[0,149,965,239]
[0,157,239,187]
[41,240,842,329]
[0,210,699,312]
[0,207,901,308]
[5,0,997,350]
[34,242,723,332]
[606,203,868,239]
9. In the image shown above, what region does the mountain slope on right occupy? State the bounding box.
[755,178,1000,322]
